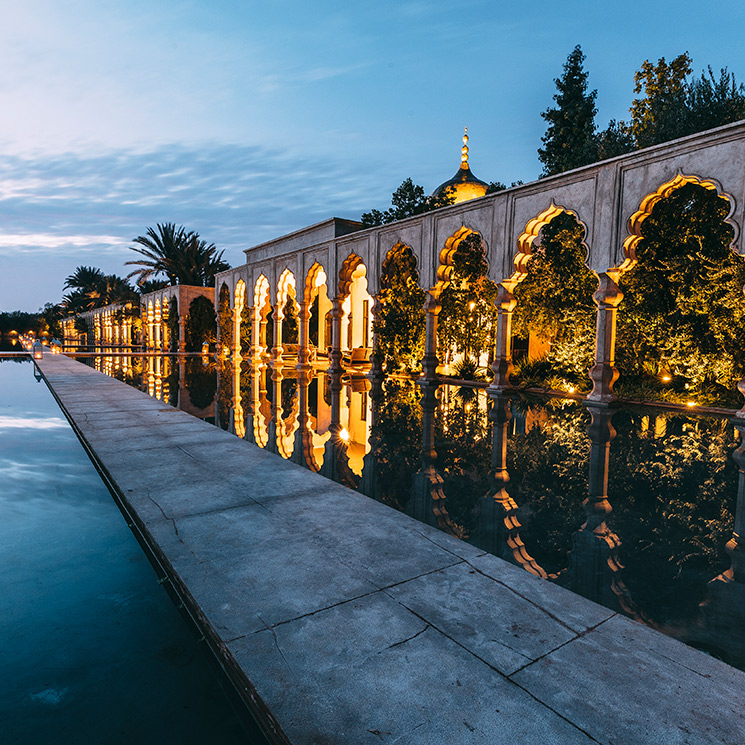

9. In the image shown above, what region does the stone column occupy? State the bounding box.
[329,297,344,375]
[271,301,285,365]
[178,313,186,353]
[420,290,441,381]
[249,306,262,361]
[232,305,242,359]
[297,300,312,371]
[489,283,517,393]
[587,273,624,403]
[368,295,384,380]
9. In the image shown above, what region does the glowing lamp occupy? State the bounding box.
[32,341,43,359]
[686,401,696,408]
[339,427,350,442]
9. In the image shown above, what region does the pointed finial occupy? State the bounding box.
[461,127,469,168]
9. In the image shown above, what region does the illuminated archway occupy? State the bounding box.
[252,274,271,359]
[338,254,374,356]
[304,262,331,358]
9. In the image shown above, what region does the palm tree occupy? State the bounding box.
[125,223,230,287]
[62,266,137,314]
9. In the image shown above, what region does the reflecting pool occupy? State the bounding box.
[0,358,256,744]
[76,353,745,670]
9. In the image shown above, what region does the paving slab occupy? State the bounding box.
[34,355,745,745]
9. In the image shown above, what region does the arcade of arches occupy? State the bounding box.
[216,178,745,412]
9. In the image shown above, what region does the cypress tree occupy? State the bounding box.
[538,45,598,176]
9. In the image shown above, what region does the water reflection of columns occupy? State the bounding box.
[411,381,453,531]
[230,356,245,439]
[569,404,628,610]
[291,369,318,470]
[476,392,546,575]
[320,370,357,488]
[359,377,383,499]
[489,284,517,393]
[266,365,282,454]
[698,419,745,666]
[421,290,441,381]
[587,273,623,403]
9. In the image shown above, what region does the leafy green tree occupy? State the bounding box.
[361,178,455,227]
[630,54,745,148]
[538,45,598,176]
[616,183,745,403]
[512,212,597,387]
[374,245,425,373]
[596,119,634,160]
[185,295,216,352]
[437,233,497,373]
[630,53,694,148]
[126,223,230,287]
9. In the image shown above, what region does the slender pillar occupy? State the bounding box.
[178,313,186,353]
[271,301,284,364]
[297,300,312,370]
[587,273,624,403]
[232,305,242,359]
[368,295,383,380]
[421,290,441,381]
[489,283,517,393]
[329,297,344,374]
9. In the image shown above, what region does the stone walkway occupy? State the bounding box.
[36,355,745,744]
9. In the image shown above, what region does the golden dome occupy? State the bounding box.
[432,127,488,204]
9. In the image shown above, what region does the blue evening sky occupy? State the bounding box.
[2,0,744,311]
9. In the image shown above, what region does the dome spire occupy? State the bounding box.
[461,127,469,168]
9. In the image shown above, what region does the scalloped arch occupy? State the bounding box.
[253,274,270,314]
[623,172,738,271]
[304,262,328,304]
[235,279,246,313]
[276,268,297,306]
[510,202,590,287]
[436,227,485,287]
[338,253,365,299]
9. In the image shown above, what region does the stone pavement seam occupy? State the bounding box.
[382,591,607,745]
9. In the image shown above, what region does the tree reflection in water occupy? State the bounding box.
[83,354,744,668]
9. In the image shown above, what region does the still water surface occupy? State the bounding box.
[80,353,744,670]
[0,358,253,744]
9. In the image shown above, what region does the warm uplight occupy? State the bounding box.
[686,401,696,408]
[469,301,476,311]
[339,427,350,442]
[661,375,672,383]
